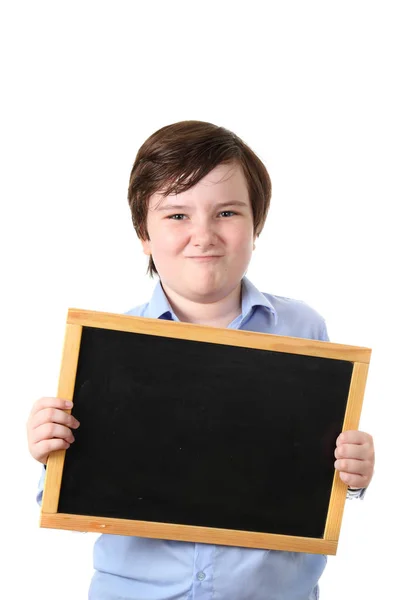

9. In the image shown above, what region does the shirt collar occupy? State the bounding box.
[240,276,277,322]
[147,279,178,320]
[146,276,277,323]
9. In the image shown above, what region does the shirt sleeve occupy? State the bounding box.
[319,319,330,342]
[36,465,46,506]
[317,319,366,500]
[346,487,367,500]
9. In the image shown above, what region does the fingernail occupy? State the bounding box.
[65,401,73,408]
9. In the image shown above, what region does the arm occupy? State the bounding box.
[318,320,375,498]
[27,396,80,504]
[335,430,375,498]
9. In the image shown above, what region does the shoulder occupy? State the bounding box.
[263,292,324,321]
[124,302,151,318]
[261,292,329,341]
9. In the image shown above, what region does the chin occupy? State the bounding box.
[188,280,233,302]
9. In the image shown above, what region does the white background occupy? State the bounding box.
[1,1,398,598]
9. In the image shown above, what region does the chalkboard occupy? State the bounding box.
[40,309,371,555]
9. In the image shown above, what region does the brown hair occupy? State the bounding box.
[127,120,272,277]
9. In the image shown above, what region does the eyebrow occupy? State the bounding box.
[155,201,249,212]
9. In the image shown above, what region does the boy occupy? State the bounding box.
[27,120,375,600]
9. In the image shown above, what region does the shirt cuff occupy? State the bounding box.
[36,465,46,506]
[346,486,367,500]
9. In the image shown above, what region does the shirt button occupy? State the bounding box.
[196,571,206,581]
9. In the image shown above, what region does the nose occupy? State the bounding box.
[191,221,217,250]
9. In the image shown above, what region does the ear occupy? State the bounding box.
[141,238,152,256]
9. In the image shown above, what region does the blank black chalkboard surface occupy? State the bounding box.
[40,309,371,555]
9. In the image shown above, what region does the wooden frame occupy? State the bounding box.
[40,308,371,555]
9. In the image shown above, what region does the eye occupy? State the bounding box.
[167,214,187,220]
[219,210,237,217]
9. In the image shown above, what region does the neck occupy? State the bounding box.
[162,283,242,329]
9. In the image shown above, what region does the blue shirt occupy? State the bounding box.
[38,277,332,599]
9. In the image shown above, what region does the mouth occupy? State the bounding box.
[187,256,224,262]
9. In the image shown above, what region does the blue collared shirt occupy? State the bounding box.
[38,277,332,599]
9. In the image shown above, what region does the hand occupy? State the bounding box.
[334,430,375,489]
[27,397,80,465]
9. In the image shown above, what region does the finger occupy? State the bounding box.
[339,471,368,488]
[29,397,73,419]
[31,422,75,445]
[334,458,371,476]
[32,438,71,464]
[336,430,373,446]
[334,443,367,460]
[30,407,80,431]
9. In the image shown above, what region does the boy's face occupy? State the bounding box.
[141,162,255,304]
